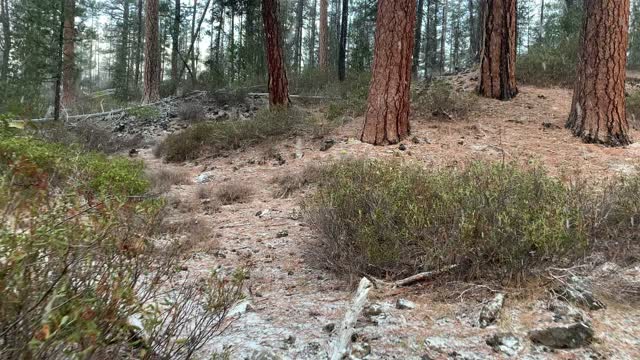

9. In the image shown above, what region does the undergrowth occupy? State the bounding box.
[304,159,640,282]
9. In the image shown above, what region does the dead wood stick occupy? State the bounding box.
[330,277,372,360]
[370,265,458,288]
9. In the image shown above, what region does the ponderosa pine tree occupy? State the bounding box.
[262,0,289,107]
[566,0,631,146]
[319,0,329,70]
[361,0,417,145]
[143,0,160,103]
[412,0,424,77]
[0,0,10,85]
[478,0,517,100]
[337,0,348,80]
[171,0,180,94]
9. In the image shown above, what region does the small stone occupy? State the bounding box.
[548,300,586,323]
[249,350,282,360]
[479,293,505,328]
[364,303,383,317]
[128,148,139,157]
[195,173,212,184]
[556,276,605,310]
[528,322,594,349]
[350,343,371,358]
[399,144,407,151]
[396,298,416,310]
[284,335,296,345]
[486,332,521,357]
[411,136,421,144]
[276,230,289,238]
[320,139,336,151]
[457,140,465,145]
[323,323,336,333]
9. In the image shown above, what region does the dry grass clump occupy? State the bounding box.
[271,164,324,198]
[215,183,254,205]
[177,103,205,122]
[148,167,192,193]
[413,80,477,120]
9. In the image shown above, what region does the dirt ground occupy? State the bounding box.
[141,84,640,359]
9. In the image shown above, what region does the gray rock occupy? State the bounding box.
[248,350,282,360]
[323,323,336,333]
[556,277,605,310]
[547,300,586,323]
[284,334,296,345]
[195,173,212,184]
[363,303,384,317]
[396,298,416,310]
[320,139,336,151]
[276,230,289,238]
[528,322,594,349]
[297,342,328,360]
[486,332,521,357]
[479,293,505,328]
[350,342,371,359]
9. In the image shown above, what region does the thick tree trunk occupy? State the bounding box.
[171,0,180,93]
[478,0,517,100]
[319,0,329,70]
[0,0,10,84]
[143,0,161,103]
[361,0,417,145]
[440,0,447,73]
[262,0,290,107]
[337,0,348,81]
[62,0,76,107]
[412,0,424,77]
[566,0,631,146]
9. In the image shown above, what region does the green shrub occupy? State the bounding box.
[126,105,161,120]
[304,159,591,280]
[156,107,328,162]
[413,80,477,120]
[0,134,245,358]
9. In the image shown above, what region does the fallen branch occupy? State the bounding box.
[370,265,458,288]
[247,92,339,100]
[330,277,372,360]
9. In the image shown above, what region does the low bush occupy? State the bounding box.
[148,167,193,194]
[626,91,640,129]
[215,183,254,205]
[413,80,477,120]
[304,159,640,281]
[0,130,245,358]
[33,121,143,154]
[155,107,327,162]
[271,165,323,198]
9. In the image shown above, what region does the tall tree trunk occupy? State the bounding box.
[308,0,317,68]
[62,0,76,107]
[468,0,478,61]
[262,0,289,107]
[171,0,180,93]
[319,0,329,70]
[423,0,431,78]
[294,0,304,74]
[114,0,131,99]
[54,0,65,121]
[215,3,224,68]
[134,0,143,87]
[439,0,448,73]
[337,0,348,81]
[361,0,417,145]
[566,0,631,146]
[0,0,10,84]
[191,0,197,81]
[412,0,424,77]
[478,0,517,100]
[539,0,544,41]
[143,0,161,103]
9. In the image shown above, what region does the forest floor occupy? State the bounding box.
[140,84,640,359]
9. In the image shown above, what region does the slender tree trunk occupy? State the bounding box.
[171,0,180,93]
[478,0,517,100]
[308,0,317,68]
[114,0,131,99]
[439,0,448,73]
[54,0,65,121]
[294,0,304,74]
[229,6,235,82]
[361,0,417,145]
[319,0,329,70]
[412,0,424,77]
[262,0,289,107]
[0,0,10,84]
[215,3,224,68]
[134,0,143,87]
[539,0,544,41]
[191,0,197,81]
[337,0,348,81]
[423,0,431,78]
[468,0,478,61]
[143,0,161,103]
[566,0,631,146]
[62,0,76,107]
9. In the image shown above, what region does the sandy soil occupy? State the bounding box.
[140,84,640,360]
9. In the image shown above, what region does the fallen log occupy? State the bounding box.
[330,277,372,360]
[368,265,458,288]
[247,92,339,100]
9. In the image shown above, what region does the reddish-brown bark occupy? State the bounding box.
[62,0,76,107]
[143,0,161,104]
[360,0,417,145]
[319,0,329,70]
[478,0,517,100]
[566,0,631,146]
[262,0,290,107]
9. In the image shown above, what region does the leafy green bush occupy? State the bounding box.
[304,159,592,280]
[155,107,327,162]
[413,80,477,120]
[126,106,161,120]
[0,132,245,358]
